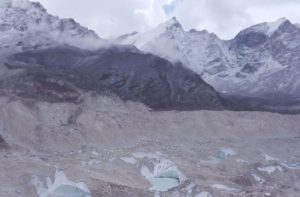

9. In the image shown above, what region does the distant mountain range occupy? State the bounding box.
[118,17,300,99]
[1,0,300,113]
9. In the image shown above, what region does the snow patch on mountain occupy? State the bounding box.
[244,18,288,36]
[266,18,288,35]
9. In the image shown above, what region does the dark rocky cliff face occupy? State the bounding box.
[0,135,8,149]
[3,46,225,110]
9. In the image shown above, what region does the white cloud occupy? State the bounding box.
[36,0,171,38]
[172,0,300,39]
[36,0,300,39]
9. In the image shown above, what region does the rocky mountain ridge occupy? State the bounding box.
[118,17,300,99]
[0,0,104,59]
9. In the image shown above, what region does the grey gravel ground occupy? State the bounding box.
[0,95,300,197]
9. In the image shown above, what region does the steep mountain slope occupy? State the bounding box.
[118,18,300,99]
[227,18,300,97]
[0,0,104,59]
[118,17,231,76]
[3,46,224,110]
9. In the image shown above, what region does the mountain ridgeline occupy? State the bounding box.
[119,18,300,99]
[5,46,224,110]
[0,0,300,113]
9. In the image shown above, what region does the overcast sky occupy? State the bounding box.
[36,0,300,39]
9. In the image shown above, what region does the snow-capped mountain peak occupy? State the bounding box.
[118,16,229,74]
[118,17,300,98]
[0,0,104,57]
[266,17,288,35]
[160,17,183,30]
[117,17,184,49]
[238,18,293,37]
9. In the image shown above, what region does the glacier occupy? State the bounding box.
[31,170,91,197]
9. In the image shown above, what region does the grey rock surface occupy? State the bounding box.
[4,46,224,110]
